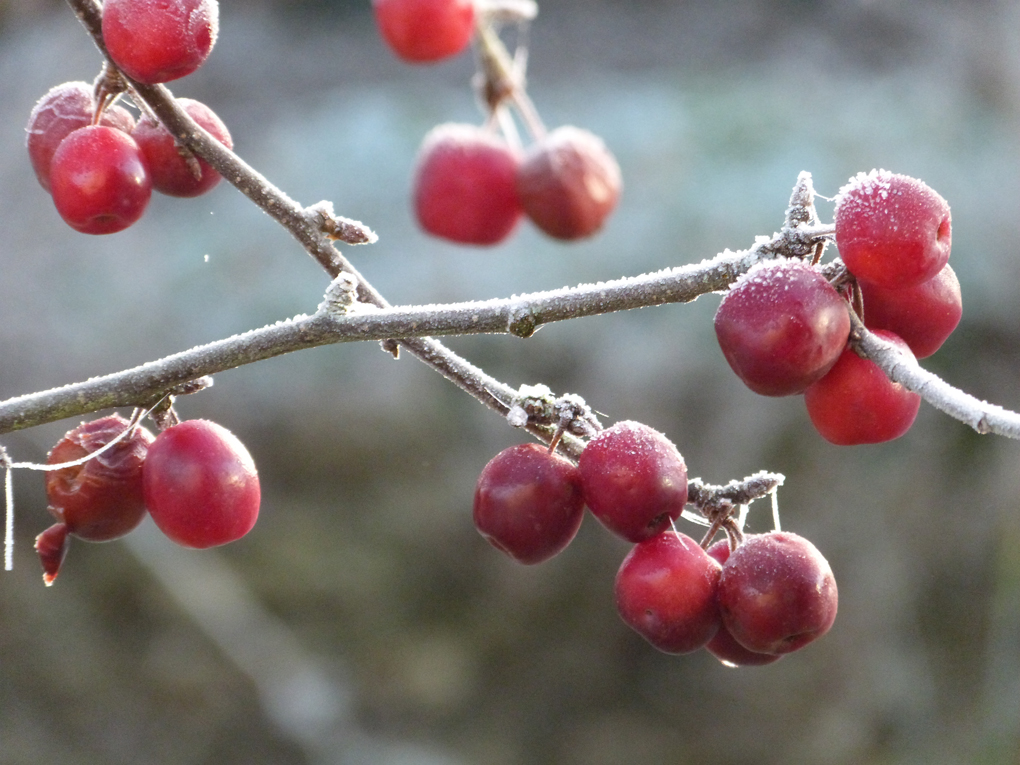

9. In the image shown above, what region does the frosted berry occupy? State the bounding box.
[413,123,522,245]
[372,0,475,63]
[102,0,220,84]
[714,260,851,396]
[615,531,722,654]
[143,419,260,548]
[516,126,622,240]
[804,329,921,445]
[49,125,152,234]
[45,414,154,542]
[132,97,232,197]
[835,169,952,289]
[717,531,837,655]
[577,421,688,543]
[473,443,585,564]
[25,81,135,192]
[704,540,782,666]
[860,263,962,359]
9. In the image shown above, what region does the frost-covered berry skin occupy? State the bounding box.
[143,419,260,549]
[714,260,851,396]
[102,0,219,84]
[804,329,921,445]
[26,81,136,192]
[717,531,837,655]
[860,263,961,359]
[615,531,722,654]
[49,125,152,235]
[704,541,782,667]
[132,97,232,197]
[516,126,622,240]
[372,0,475,63]
[46,414,155,542]
[835,169,952,289]
[578,421,688,543]
[412,123,522,245]
[473,443,585,564]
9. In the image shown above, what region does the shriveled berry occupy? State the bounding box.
[516,126,622,240]
[717,531,837,655]
[473,443,585,564]
[49,125,152,234]
[577,421,688,543]
[372,0,475,63]
[143,419,260,549]
[804,329,921,445]
[102,0,220,84]
[615,531,722,654]
[35,523,71,586]
[835,169,952,289]
[46,414,155,542]
[132,97,232,197]
[412,123,522,245]
[860,263,961,359]
[714,260,851,396]
[26,81,136,192]
[704,540,782,666]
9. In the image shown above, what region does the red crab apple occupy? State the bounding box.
[704,540,783,667]
[25,80,135,192]
[102,0,220,84]
[860,263,962,359]
[804,329,921,445]
[717,531,838,655]
[37,414,155,585]
[45,414,154,542]
[49,124,152,234]
[577,421,688,543]
[473,443,585,564]
[714,260,851,396]
[372,0,475,62]
[615,531,722,654]
[132,97,232,197]
[412,123,523,245]
[835,169,952,289]
[516,126,622,240]
[143,419,260,549]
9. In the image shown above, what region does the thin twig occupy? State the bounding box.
[0,225,826,436]
[849,312,1020,438]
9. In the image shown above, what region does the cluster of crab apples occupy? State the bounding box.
[715,169,961,445]
[372,0,623,245]
[471,169,963,662]
[473,421,838,667]
[36,413,260,586]
[26,0,228,235]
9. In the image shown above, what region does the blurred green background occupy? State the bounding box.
[1,0,1019,763]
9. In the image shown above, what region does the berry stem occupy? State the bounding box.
[473,14,546,140]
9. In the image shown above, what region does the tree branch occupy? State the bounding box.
[849,312,1020,438]
[0,230,815,436]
